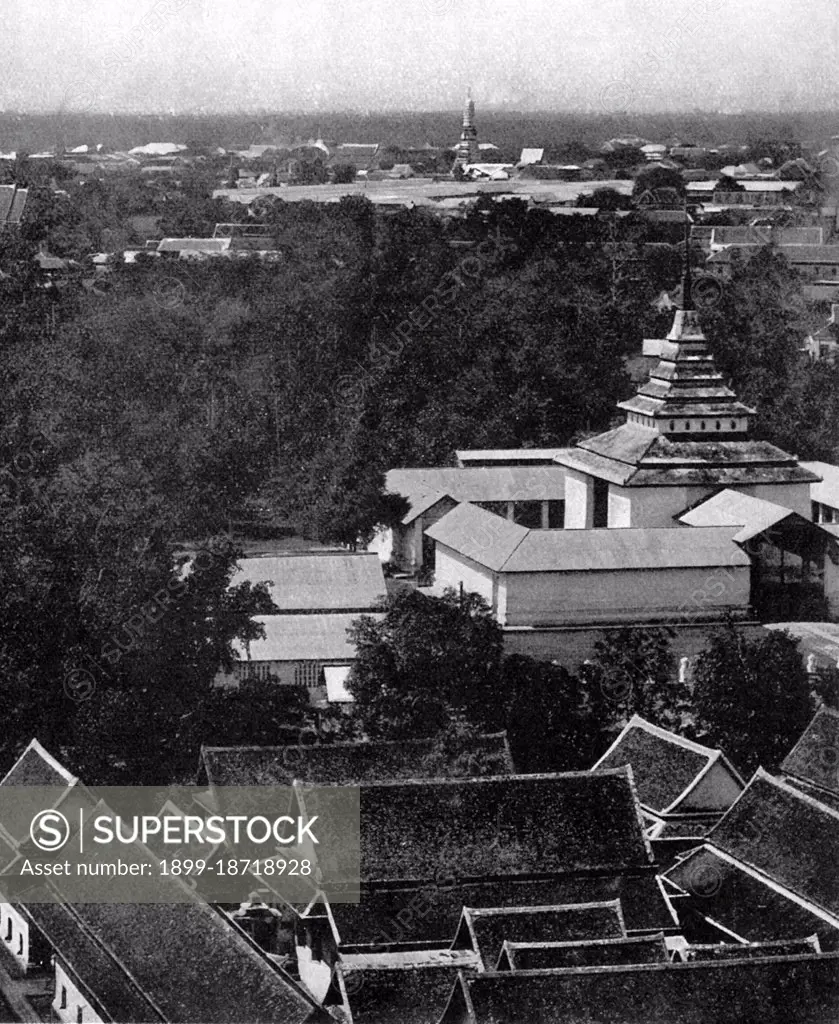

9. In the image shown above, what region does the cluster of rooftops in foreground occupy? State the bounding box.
[0,705,837,1022]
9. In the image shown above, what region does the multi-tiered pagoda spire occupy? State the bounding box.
[453,88,479,166]
[618,218,755,440]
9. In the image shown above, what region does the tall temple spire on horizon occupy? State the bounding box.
[454,87,479,166]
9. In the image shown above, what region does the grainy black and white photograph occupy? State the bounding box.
[0,0,838,1021]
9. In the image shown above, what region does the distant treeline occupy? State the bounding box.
[1,109,837,157]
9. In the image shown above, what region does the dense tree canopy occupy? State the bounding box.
[693,625,816,775]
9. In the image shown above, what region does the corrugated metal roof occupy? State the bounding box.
[802,461,839,508]
[425,502,528,571]
[157,237,231,253]
[427,502,747,572]
[232,612,381,663]
[387,466,567,506]
[678,489,795,541]
[504,524,747,572]
[456,448,571,463]
[231,552,386,611]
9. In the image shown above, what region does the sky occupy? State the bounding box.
[0,0,837,113]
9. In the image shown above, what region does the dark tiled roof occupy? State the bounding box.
[328,872,673,948]
[685,937,821,961]
[339,963,464,1024]
[427,504,746,573]
[499,933,669,970]
[199,734,514,787]
[0,738,77,788]
[708,770,839,918]
[592,716,738,814]
[781,708,839,803]
[444,954,839,1023]
[665,847,839,945]
[21,897,161,1023]
[23,821,326,1024]
[556,425,816,488]
[454,903,625,970]
[318,771,653,886]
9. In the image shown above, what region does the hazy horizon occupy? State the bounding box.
[0,0,837,116]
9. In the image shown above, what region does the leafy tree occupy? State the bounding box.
[346,588,507,739]
[331,163,357,184]
[632,167,686,202]
[503,654,600,772]
[577,188,632,210]
[583,626,690,741]
[693,624,815,775]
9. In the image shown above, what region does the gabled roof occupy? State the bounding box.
[385,466,566,510]
[677,488,800,541]
[556,423,817,488]
[337,962,464,1024]
[198,733,514,787]
[802,460,839,509]
[441,954,839,1024]
[22,887,326,1023]
[427,503,748,573]
[326,871,674,947]
[424,503,528,571]
[707,769,839,919]
[230,552,386,612]
[312,770,653,886]
[0,738,77,788]
[231,612,380,663]
[452,902,625,970]
[591,715,744,815]
[781,708,839,805]
[497,933,669,970]
[664,845,839,941]
[401,491,458,525]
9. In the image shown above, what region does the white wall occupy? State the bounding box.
[0,903,29,970]
[503,566,751,626]
[564,470,593,529]
[434,546,496,609]
[737,481,812,518]
[54,961,104,1024]
[367,525,394,563]
[296,943,333,1003]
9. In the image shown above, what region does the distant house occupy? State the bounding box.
[370,465,569,572]
[709,226,823,253]
[518,147,545,166]
[328,143,380,171]
[664,769,839,950]
[157,237,232,257]
[216,551,386,699]
[801,307,839,364]
[0,183,27,227]
[591,715,745,858]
